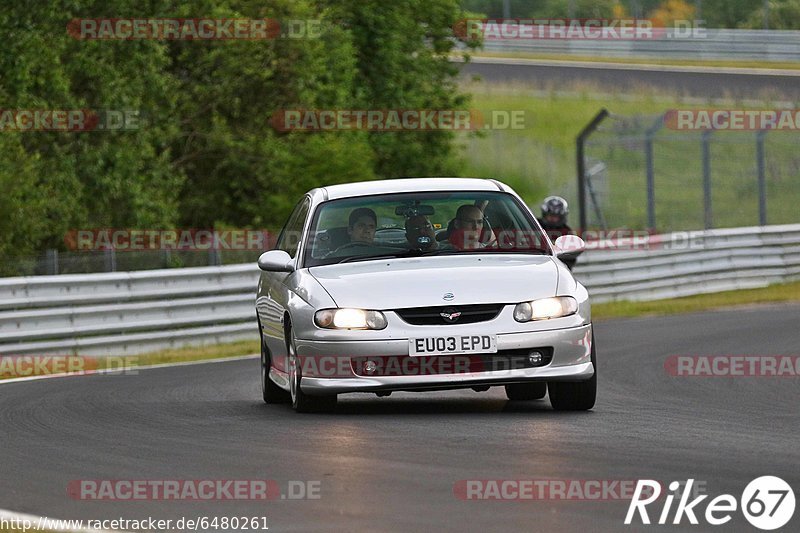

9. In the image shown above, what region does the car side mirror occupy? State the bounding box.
[553,235,586,260]
[258,250,295,272]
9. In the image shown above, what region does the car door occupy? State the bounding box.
[257,196,311,372]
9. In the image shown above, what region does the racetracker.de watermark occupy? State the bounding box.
[0,356,138,378]
[295,354,536,378]
[67,480,321,500]
[453,479,671,501]
[454,18,707,40]
[269,109,527,132]
[665,109,800,131]
[665,355,800,377]
[68,18,321,40]
[64,229,274,251]
[0,109,140,132]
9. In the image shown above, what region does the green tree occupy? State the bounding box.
[324,0,477,179]
[0,1,182,255]
[695,0,762,28]
[0,0,478,270]
[742,0,800,28]
[459,0,626,18]
[163,0,375,228]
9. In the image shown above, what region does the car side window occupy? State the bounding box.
[277,197,311,258]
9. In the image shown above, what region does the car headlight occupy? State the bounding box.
[513,297,578,322]
[314,309,387,330]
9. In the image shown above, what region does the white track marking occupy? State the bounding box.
[0,507,125,533]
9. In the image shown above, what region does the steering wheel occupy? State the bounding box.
[330,241,373,254]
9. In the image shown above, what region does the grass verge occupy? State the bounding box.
[458,82,800,231]
[592,280,800,320]
[0,339,259,381]
[124,339,259,366]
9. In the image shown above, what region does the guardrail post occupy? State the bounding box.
[756,130,768,226]
[577,109,610,231]
[702,129,713,230]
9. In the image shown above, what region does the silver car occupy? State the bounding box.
[256,178,595,412]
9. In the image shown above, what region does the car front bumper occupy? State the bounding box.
[290,324,594,395]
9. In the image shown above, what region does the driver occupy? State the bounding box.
[347,208,377,244]
[449,205,492,250]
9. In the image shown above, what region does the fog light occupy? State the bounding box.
[528,351,543,366]
[364,360,378,374]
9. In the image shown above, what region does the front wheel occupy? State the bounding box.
[548,333,597,411]
[288,330,337,413]
[261,331,290,404]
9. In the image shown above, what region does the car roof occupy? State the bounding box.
[316,178,507,200]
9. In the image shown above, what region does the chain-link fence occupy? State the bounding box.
[579,111,800,233]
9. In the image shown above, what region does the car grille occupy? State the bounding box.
[351,348,554,376]
[395,304,504,325]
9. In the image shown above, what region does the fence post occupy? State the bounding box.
[756,130,767,226]
[702,129,713,230]
[104,248,117,272]
[208,247,221,266]
[645,115,665,231]
[45,249,59,275]
[577,109,610,231]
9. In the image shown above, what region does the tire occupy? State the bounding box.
[287,328,337,413]
[261,327,290,404]
[505,382,547,401]
[548,332,597,411]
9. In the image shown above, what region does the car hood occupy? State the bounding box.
[308,254,558,309]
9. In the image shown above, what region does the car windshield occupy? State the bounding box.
[303,191,550,267]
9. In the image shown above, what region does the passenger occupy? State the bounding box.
[405,215,439,251]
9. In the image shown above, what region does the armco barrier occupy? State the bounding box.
[0,225,798,356]
[574,224,800,302]
[479,29,800,63]
[0,265,260,356]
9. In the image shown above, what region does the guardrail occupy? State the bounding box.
[575,224,800,302]
[0,265,260,356]
[1,225,798,356]
[479,29,800,62]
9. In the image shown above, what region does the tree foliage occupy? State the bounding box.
[742,0,800,29]
[649,0,696,26]
[0,0,474,263]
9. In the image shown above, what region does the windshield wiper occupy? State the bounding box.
[337,253,410,264]
[418,249,547,257]
[336,248,547,264]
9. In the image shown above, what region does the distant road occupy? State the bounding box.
[459,57,800,100]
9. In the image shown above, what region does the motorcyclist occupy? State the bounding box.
[538,196,577,270]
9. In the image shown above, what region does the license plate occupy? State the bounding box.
[409,335,497,356]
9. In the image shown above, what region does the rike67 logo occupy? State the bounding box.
[626,477,795,530]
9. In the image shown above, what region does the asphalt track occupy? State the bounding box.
[460,58,800,100]
[1,304,798,532]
